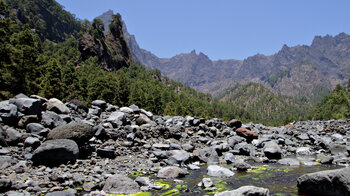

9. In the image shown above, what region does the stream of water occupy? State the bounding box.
[147,163,343,196]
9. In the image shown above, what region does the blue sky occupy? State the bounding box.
[57,0,350,60]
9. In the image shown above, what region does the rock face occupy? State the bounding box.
[157,166,188,179]
[297,167,350,196]
[207,165,234,177]
[215,186,270,196]
[47,123,94,146]
[102,174,140,194]
[31,139,79,166]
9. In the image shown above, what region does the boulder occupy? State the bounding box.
[235,127,258,142]
[228,119,242,128]
[330,144,347,155]
[199,178,213,188]
[88,107,101,116]
[0,179,12,193]
[24,137,41,149]
[207,165,234,177]
[166,150,190,165]
[47,123,94,146]
[263,141,282,159]
[103,174,140,194]
[31,139,79,166]
[46,189,77,196]
[91,100,107,110]
[107,112,126,127]
[296,147,312,156]
[157,166,188,179]
[297,167,350,196]
[41,111,66,129]
[26,123,45,135]
[97,146,116,159]
[5,127,22,145]
[278,158,300,166]
[233,161,252,171]
[0,101,18,125]
[194,147,219,164]
[234,142,251,156]
[18,115,38,128]
[136,114,151,125]
[224,152,236,164]
[215,186,270,196]
[227,136,246,149]
[46,98,70,114]
[9,98,41,116]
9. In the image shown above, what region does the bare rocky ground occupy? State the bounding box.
[0,94,349,196]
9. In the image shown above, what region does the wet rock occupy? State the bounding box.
[207,165,234,177]
[263,141,282,159]
[187,164,200,170]
[9,98,41,116]
[228,119,242,129]
[297,167,350,196]
[215,185,270,196]
[41,111,66,129]
[236,127,258,143]
[157,166,188,179]
[46,98,70,114]
[233,161,252,171]
[194,147,219,164]
[102,174,140,194]
[135,177,152,187]
[47,123,94,146]
[199,178,213,188]
[278,158,300,166]
[31,139,79,166]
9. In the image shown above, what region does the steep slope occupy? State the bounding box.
[218,83,310,125]
[309,81,350,120]
[97,11,349,103]
[6,0,82,42]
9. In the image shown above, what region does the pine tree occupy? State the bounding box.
[39,58,64,99]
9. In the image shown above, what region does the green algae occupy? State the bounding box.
[154,180,171,190]
[130,192,152,196]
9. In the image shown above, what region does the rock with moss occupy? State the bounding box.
[47,123,94,146]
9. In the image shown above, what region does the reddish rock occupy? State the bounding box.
[235,127,258,142]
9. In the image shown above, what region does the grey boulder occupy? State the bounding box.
[47,123,94,146]
[297,167,350,196]
[31,139,79,166]
[207,165,234,177]
[9,98,41,116]
[263,141,282,159]
[157,166,188,179]
[215,186,270,196]
[41,111,66,129]
[46,98,70,114]
[102,174,140,194]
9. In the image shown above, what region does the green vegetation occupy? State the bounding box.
[0,0,251,122]
[309,80,350,120]
[218,83,310,126]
